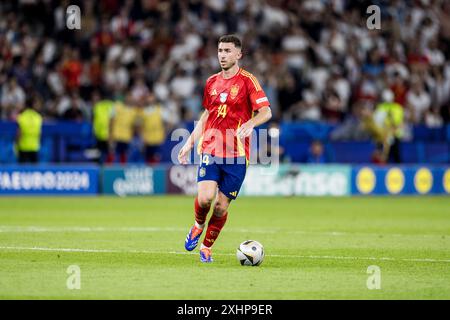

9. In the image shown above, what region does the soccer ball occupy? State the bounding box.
[236,240,265,266]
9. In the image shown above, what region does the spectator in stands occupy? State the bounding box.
[389,71,408,107]
[306,140,326,164]
[427,66,450,110]
[12,57,32,89]
[362,49,385,78]
[322,88,344,124]
[130,76,150,102]
[406,76,431,124]
[425,106,444,128]
[61,93,88,122]
[278,72,302,120]
[1,77,25,120]
[61,49,83,92]
[169,67,196,100]
[289,88,321,122]
[258,121,287,164]
[16,95,43,163]
[87,54,103,89]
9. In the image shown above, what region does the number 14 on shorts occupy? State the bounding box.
[202,154,210,165]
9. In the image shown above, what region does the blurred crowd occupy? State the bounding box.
[1,0,450,134]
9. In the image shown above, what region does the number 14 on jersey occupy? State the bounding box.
[217,104,227,118]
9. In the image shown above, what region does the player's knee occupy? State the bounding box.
[198,195,214,208]
[213,201,228,217]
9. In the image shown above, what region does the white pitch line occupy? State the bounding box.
[0,226,187,233]
[0,226,447,239]
[0,246,449,264]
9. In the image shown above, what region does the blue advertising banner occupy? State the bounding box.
[0,165,99,195]
[352,166,450,195]
[102,166,166,196]
[1,164,448,196]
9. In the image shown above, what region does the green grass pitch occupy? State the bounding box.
[0,196,449,299]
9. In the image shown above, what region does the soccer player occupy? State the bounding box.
[178,35,272,263]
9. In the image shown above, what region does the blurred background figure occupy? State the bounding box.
[373,89,404,163]
[139,92,166,164]
[258,121,287,164]
[61,92,87,122]
[406,76,431,125]
[15,95,42,163]
[306,140,326,164]
[1,77,25,120]
[359,104,389,165]
[92,91,114,164]
[109,94,138,164]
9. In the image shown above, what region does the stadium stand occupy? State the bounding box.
[0,0,449,164]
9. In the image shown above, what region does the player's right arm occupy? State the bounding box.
[178,109,209,164]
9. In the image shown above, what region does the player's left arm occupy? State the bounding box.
[237,106,272,139]
[237,73,272,139]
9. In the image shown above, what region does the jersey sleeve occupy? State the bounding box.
[246,75,270,111]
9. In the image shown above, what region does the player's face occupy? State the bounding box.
[218,42,242,70]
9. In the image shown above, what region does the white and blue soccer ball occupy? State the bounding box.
[236,240,265,266]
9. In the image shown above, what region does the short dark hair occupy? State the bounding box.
[218,34,242,49]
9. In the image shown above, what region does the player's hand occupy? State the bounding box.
[237,121,254,140]
[178,143,192,164]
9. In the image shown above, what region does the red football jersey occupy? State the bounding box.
[199,68,270,159]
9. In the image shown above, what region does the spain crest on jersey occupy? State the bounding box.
[230,84,239,99]
[220,92,228,103]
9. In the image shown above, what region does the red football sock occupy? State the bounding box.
[194,196,210,226]
[203,212,228,248]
